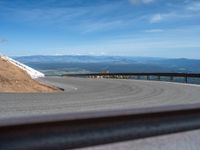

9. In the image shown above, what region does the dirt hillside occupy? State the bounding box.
[0,57,60,93]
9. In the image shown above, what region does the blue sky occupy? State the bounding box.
[0,0,200,58]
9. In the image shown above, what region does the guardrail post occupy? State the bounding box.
[147,76,150,80]
[158,76,161,81]
[185,76,188,83]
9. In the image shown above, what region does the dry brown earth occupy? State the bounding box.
[0,57,60,93]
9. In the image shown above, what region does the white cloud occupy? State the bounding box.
[187,2,200,11]
[81,20,125,33]
[149,12,177,23]
[150,14,162,23]
[145,29,164,33]
[129,0,155,5]
[148,1,200,24]
[142,0,155,4]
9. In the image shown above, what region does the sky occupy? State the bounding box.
[0,0,200,58]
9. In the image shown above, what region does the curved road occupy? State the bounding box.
[0,76,200,119]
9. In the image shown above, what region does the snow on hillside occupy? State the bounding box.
[1,55,45,79]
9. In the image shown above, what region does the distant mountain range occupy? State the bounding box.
[14,55,167,63]
[14,55,200,75]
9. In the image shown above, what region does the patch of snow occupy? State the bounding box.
[1,55,45,79]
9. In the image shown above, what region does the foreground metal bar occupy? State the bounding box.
[1,104,200,150]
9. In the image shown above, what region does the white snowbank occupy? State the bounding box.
[1,56,45,79]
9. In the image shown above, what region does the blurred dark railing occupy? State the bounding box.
[63,73,200,83]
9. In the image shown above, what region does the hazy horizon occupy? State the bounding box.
[9,54,200,60]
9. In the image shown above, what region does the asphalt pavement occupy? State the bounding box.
[0,76,200,119]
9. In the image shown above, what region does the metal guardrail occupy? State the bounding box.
[63,72,200,77]
[63,72,200,83]
[1,104,200,150]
